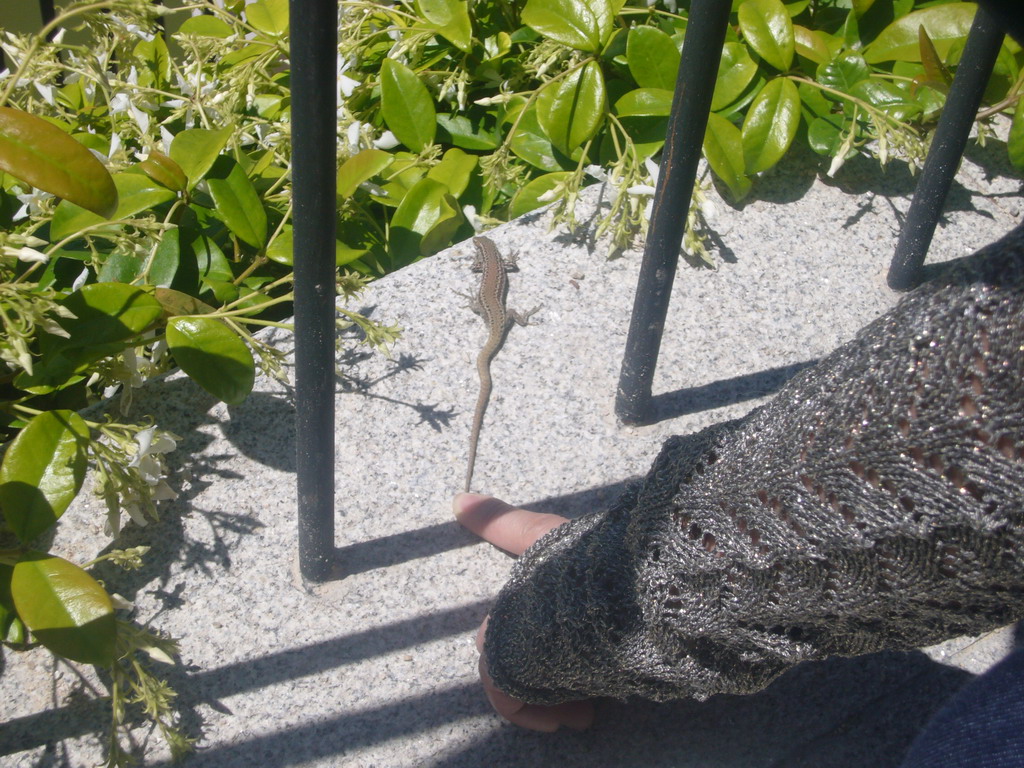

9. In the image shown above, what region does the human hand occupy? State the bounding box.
[453,492,595,732]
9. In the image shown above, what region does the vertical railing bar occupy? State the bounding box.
[291,0,338,582]
[887,4,1003,291]
[615,0,732,426]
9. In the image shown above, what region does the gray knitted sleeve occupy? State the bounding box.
[484,225,1024,706]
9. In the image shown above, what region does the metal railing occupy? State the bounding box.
[6,0,1010,582]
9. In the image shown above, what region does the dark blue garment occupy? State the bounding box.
[900,648,1024,768]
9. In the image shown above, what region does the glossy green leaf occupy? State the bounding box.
[177,15,234,37]
[337,149,394,198]
[712,43,759,111]
[614,88,674,117]
[816,53,870,92]
[381,59,436,152]
[50,172,177,241]
[266,226,367,267]
[166,316,255,405]
[807,115,846,156]
[416,0,472,52]
[851,79,920,120]
[97,251,142,283]
[189,228,235,283]
[627,26,680,90]
[0,564,27,645]
[704,112,751,201]
[390,177,462,259]
[147,227,185,288]
[153,287,215,318]
[0,107,117,218]
[139,151,188,192]
[0,410,89,542]
[793,25,830,65]
[537,61,607,157]
[12,552,115,666]
[57,283,164,349]
[1009,96,1024,171]
[509,103,566,171]
[738,0,794,72]
[510,172,573,218]
[206,157,268,249]
[918,25,953,92]
[435,113,501,150]
[865,3,976,63]
[741,77,800,174]
[522,0,614,53]
[426,148,477,198]
[246,0,289,35]
[169,127,233,189]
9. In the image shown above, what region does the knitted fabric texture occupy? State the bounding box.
[485,225,1024,706]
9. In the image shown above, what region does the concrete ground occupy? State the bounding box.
[1,143,1022,767]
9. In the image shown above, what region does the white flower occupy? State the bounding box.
[2,245,49,263]
[129,426,178,486]
[13,188,53,220]
[584,164,608,182]
[71,267,89,292]
[373,131,400,150]
[34,82,56,106]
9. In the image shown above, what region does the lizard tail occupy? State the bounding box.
[465,358,493,492]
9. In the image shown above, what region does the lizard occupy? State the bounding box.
[462,236,541,493]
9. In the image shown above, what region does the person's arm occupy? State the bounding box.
[470,224,1024,708]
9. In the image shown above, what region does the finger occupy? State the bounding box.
[478,646,594,732]
[453,493,568,556]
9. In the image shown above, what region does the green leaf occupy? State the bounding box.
[537,61,607,157]
[0,564,27,645]
[380,59,437,152]
[807,115,848,157]
[338,149,394,198]
[627,26,680,90]
[153,287,215,318]
[169,127,233,189]
[389,177,462,260]
[850,79,920,121]
[57,283,164,350]
[206,157,268,249]
[704,112,751,201]
[865,3,976,64]
[177,15,234,37]
[510,171,573,217]
[509,103,566,171]
[712,43,759,111]
[11,551,116,666]
[425,148,477,198]
[50,172,177,241]
[738,0,794,72]
[741,77,800,174]
[266,226,367,267]
[0,410,89,542]
[1008,96,1024,171]
[138,151,188,192]
[148,227,188,288]
[97,250,142,283]
[614,88,674,117]
[166,316,255,405]
[816,53,870,92]
[435,113,501,150]
[917,24,953,91]
[246,0,289,35]
[522,0,614,53]
[416,0,472,52]
[0,107,117,218]
[793,25,830,65]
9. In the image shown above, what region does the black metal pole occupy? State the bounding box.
[291,0,338,582]
[615,0,732,425]
[887,3,1003,291]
